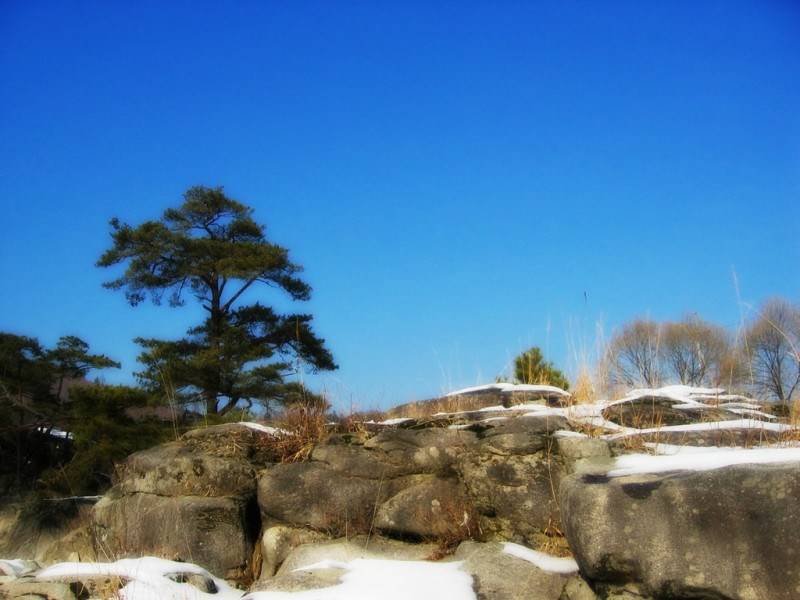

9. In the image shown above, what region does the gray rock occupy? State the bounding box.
[477,416,569,455]
[458,450,564,545]
[601,398,740,428]
[258,461,402,534]
[93,493,255,579]
[41,526,96,564]
[0,580,77,600]
[116,442,257,497]
[260,525,329,577]
[559,575,598,600]
[375,477,471,539]
[363,428,477,475]
[561,463,800,600]
[556,437,611,461]
[453,541,573,600]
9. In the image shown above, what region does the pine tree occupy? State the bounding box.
[97,186,337,415]
[513,346,569,390]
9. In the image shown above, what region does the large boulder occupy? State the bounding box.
[90,424,271,581]
[457,417,569,546]
[453,541,585,600]
[560,462,800,600]
[93,491,257,580]
[258,461,410,534]
[374,477,471,539]
[0,502,94,565]
[114,442,257,497]
[257,415,569,548]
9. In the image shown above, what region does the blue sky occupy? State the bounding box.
[1,1,799,410]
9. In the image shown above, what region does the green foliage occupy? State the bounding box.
[42,384,167,496]
[513,346,570,390]
[0,332,121,495]
[98,186,337,415]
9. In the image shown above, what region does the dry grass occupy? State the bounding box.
[328,410,386,434]
[535,518,572,558]
[270,401,329,462]
[569,368,596,405]
[421,495,482,560]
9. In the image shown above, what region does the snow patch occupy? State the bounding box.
[37,557,243,600]
[370,417,413,426]
[244,558,475,600]
[501,543,579,574]
[237,422,287,436]
[607,447,800,477]
[606,418,792,440]
[445,383,569,398]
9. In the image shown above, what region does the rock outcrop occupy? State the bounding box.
[6,384,796,600]
[561,462,800,600]
[92,424,272,581]
[258,415,570,549]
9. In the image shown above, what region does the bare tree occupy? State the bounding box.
[661,315,730,386]
[605,319,662,387]
[744,298,800,403]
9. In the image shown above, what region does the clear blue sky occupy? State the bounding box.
[1,1,799,410]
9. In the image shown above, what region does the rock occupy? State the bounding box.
[556,437,611,461]
[116,442,257,497]
[362,428,477,475]
[375,477,471,539]
[453,541,575,600]
[258,461,403,534]
[458,450,564,545]
[0,560,39,578]
[89,423,271,582]
[559,575,598,600]
[610,427,783,449]
[0,580,77,600]
[560,463,800,600]
[258,414,569,546]
[93,492,257,579]
[477,416,569,455]
[0,503,94,565]
[251,535,438,592]
[260,525,329,577]
[601,398,740,428]
[41,526,96,564]
[310,439,416,479]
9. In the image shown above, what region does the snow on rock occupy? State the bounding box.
[37,557,243,600]
[369,417,414,426]
[607,446,800,477]
[501,543,579,574]
[244,558,476,600]
[445,383,570,398]
[622,385,726,402]
[606,418,792,440]
[553,430,590,438]
[725,407,776,419]
[236,422,287,436]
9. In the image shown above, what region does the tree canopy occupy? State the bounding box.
[97,186,337,415]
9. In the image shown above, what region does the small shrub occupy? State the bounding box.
[513,347,570,390]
